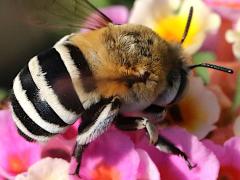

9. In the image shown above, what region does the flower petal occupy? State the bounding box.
[102,6,129,25]
[168,77,220,139]
[137,127,219,180]
[15,157,69,180]
[136,149,160,180]
[0,109,41,178]
[71,129,140,180]
[204,137,240,179]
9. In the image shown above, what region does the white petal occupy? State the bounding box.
[233,42,240,60]
[206,13,221,32]
[225,30,237,43]
[129,0,172,27]
[235,18,240,31]
[15,158,69,180]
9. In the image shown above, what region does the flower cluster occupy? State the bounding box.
[1,0,240,179]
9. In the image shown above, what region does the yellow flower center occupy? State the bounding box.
[91,162,121,180]
[154,14,200,48]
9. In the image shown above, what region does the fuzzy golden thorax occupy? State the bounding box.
[70,24,190,111]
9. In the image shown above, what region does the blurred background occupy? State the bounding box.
[0,0,134,96]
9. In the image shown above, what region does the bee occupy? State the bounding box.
[10,0,233,176]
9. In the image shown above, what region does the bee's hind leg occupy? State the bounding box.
[70,97,121,177]
[71,143,87,177]
[114,115,196,169]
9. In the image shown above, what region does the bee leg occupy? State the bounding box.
[143,104,167,122]
[155,134,197,169]
[71,97,121,176]
[115,115,196,169]
[71,143,87,177]
[114,115,158,145]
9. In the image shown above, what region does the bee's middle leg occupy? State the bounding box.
[114,115,196,169]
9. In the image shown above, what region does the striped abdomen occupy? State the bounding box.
[10,42,94,142]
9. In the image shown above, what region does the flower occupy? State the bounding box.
[166,76,220,139]
[136,127,220,180]
[204,0,240,21]
[0,109,41,179]
[226,18,240,60]
[41,136,74,162]
[129,0,221,54]
[204,137,240,179]
[15,157,69,180]
[69,129,159,180]
[41,121,80,162]
[101,5,129,25]
[209,61,240,100]
[83,5,129,32]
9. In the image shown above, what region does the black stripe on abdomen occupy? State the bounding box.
[65,44,96,92]
[19,66,68,127]
[11,93,54,136]
[37,48,83,114]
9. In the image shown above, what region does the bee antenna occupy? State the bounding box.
[189,63,234,74]
[180,6,193,44]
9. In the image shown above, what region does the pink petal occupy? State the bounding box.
[101,6,129,25]
[136,149,160,180]
[0,109,41,177]
[204,0,240,21]
[70,129,140,180]
[136,127,219,180]
[204,137,240,169]
[41,136,75,162]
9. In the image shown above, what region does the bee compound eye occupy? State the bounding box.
[170,70,188,104]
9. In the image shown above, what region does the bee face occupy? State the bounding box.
[101,24,189,110]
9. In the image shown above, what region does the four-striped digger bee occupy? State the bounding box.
[10,0,233,176]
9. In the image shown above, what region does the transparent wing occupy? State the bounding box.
[15,0,113,30]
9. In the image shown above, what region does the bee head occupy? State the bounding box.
[155,6,233,107]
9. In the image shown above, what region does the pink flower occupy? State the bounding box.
[101,6,129,25]
[0,109,41,179]
[204,0,240,21]
[136,127,220,180]
[204,137,240,179]
[69,129,159,180]
[83,5,129,31]
[41,121,81,162]
[209,61,240,100]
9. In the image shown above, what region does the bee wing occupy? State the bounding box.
[16,0,113,30]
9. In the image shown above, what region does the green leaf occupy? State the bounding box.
[232,73,240,111]
[0,89,8,101]
[192,51,216,84]
[91,0,111,7]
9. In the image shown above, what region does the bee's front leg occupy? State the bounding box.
[155,134,197,169]
[143,104,167,123]
[114,115,196,169]
[114,115,159,144]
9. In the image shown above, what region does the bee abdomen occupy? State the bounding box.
[10,42,95,141]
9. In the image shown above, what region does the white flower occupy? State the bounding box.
[226,18,240,60]
[129,0,221,54]
[15,158,69,180]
